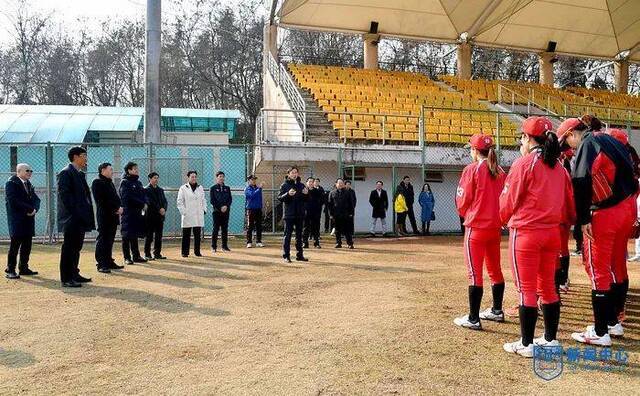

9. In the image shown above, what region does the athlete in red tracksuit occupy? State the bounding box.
[559,119,638,346]
[500,116,575,358]
[453,134,506,330]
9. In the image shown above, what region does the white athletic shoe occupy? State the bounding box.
[246,243,252,248]
[628,255,640,262]
[453,315,482,330]
[571,326,612,346]
[607,323,624,337]
[330,228,336,236]
[559,283,570,293]
[503,339,533,358]
[256,242,264,248]
[533,336,560,347]
[479,308,505,322]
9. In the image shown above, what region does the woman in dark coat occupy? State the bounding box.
[119,162,148,264]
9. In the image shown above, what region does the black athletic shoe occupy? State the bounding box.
[19,268,38,276]
[5,270,19,279]
[143,256,155,261]
[283,257,292,263]
[194,253,203,257]
[97,267,111,274]
[296,256,309,262]
[124,259,134,265]
[133,257,148,263]
[181,254,189,258]
[348,244,354,249]
[222,247,231,252]
[154,255,167,260]
[62,281,82,288]
[334,244,342,249]
[74,275,92,283]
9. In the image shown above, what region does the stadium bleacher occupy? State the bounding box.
[441,75,640,127]
[288,64,519,146]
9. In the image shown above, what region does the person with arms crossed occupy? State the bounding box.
[119,162,148,265]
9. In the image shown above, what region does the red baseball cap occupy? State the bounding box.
[556,118,583,142]
[522,116,554,137]
[466,134,494,150]
[607,128,629,145]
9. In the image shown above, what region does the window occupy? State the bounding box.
[423,170,443,183]
[343,166,366,181]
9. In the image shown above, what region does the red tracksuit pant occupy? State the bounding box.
[584,196,636,289]
[509,227,560,307]
[464,227,504,287]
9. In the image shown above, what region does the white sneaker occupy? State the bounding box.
[607,323,624,337]
[628,255,640,262]
[533,336,560,347]
[571,326,612,346]
[453,314,482,330]
[559,283,570,293]
[246,243,252,248]
[479,308,505,322]
[256,242,264,248]
[503,339,533,358]
[330,228,336,236]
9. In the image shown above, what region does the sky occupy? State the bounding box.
[0,0,263,45]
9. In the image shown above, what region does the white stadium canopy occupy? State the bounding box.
[276,0,640,62]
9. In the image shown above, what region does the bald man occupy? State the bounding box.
[5,163,40,279]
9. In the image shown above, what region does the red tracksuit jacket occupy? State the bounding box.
[456,159,506,229]
[500,149,574,229]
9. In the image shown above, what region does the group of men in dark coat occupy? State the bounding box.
[54,147,168,287]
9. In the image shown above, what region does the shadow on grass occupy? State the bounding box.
[0,348,36,368]
[21,277,230,317]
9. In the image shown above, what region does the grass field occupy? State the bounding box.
[0,234,639,394]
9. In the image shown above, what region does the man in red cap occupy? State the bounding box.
[453,134,506,330]
[559,118,638,346]
[500,116,574,357]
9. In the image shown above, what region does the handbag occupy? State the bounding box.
[430,211,436,221]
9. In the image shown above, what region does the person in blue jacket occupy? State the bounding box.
[4,163,40,279]
[418,183,435,235]
[244,175,264,248]
[119,162,148,265]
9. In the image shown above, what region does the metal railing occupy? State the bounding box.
[265,52,307,137]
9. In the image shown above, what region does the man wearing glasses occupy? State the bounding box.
[4,163,40,279]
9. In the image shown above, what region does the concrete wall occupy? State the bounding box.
[263,71,303,142]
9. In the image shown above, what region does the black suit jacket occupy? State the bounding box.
[369,189,388,219]
[5,175,41,238]
[57,164,95,233]
[91,175,121,230]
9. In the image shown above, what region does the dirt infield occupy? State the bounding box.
[0,235,639,394]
